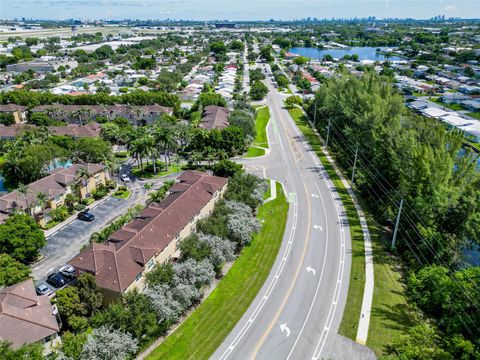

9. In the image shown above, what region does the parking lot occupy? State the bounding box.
[31,194,137,282]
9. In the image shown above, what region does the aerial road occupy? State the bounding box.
[213,68,370,359]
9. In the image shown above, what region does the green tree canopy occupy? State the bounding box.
[0,214,46,262]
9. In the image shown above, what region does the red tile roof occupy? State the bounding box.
[0,163,104,214]
[0,279,59,348]
[69,171,227,293]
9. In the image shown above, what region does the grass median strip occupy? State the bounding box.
[287,107,365,340]
[253,106,270,149]
[146,182,288,360]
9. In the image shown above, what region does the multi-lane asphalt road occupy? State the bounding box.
[213,68,374,359]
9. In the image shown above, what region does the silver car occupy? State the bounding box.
[36,282,52,296]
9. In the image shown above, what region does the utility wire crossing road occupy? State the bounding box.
[213,68,355,359]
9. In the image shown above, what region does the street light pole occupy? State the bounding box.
[325,117,331,148]
[391,198,404,249]
[313,100,317,127]
[351,147,358,185]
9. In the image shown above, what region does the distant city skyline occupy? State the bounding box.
[1,0,479,21]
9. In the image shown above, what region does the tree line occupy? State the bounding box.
[306,71,480,358]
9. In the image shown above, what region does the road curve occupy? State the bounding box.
[212,68,352,359]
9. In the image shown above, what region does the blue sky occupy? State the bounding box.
[1,0,479,20]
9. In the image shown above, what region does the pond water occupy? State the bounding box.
[0,160,73,194]
[289,46,404,62]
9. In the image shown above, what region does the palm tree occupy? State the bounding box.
[17,183,31,215]
[217,149,228,161]
[172,154,181,176]
[76,167,91,197]
[147,191,164,205]
[191,151,203,166]
[35,192,48,214]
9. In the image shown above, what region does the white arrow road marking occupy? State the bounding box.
[311,193,319,198]
[313,225,323,230]
[306,266,316,275]
[280,323,291,337]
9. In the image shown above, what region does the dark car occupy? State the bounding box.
[46,273,67,288]
[77,210,95,222]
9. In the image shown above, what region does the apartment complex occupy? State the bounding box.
[0,163,107,225]
[30,104,173,125]
[69,171,227,302]
[0,122,101,140]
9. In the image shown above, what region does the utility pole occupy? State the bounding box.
[351,148,358,185]
[325,118,331,148]
[313,100,317,127]
[391,198,404,249]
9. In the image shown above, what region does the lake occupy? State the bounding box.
[289,46,403,62]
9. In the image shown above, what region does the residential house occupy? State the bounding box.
[0,163,107,226]
[463,100,480,112]
[68,171,228,302]
[440,93,471,104]
[0,279,61,356]
[0,104,28,123]
[200,105,230,130]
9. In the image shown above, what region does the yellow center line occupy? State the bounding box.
[249,181,312,360]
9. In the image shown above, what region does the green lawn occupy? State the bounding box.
[467,111,480,120]
[288,107,422,352]
[113,189,131,199]
[246,147,265,157]
[253,106,270,149]
[146,182,288,360]
[365,213,419,357]
[430,97,465,111]
[131,163,181,179]
[287,107,365,340]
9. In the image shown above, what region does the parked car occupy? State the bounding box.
[59,265,76,279]
[78,209,95,222]
[35,282,52,296]
[121,173,130,182]
[46,273,67,288]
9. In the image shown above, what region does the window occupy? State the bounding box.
[147,259,154,269]
[135,273,142,282]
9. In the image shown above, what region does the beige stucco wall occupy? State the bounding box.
[79,171,106,199]
[125,182,228,294]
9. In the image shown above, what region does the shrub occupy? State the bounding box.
[51,206,70,222]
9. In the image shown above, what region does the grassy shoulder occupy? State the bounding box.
[146,182,288,360]
[287,107,365,340]
[365,212,420,357]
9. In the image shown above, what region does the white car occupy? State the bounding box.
[59,264,76,279]
[121,174,130,182]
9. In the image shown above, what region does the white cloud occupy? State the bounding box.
[445,4,456,11]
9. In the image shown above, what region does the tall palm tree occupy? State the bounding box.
[17,183,31,215]
[76,167,91,197]
[35,192,48,213]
